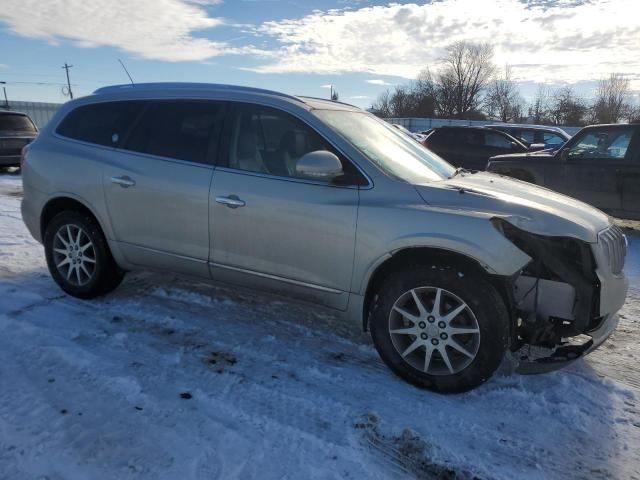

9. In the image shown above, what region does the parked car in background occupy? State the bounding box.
[423,126,531,170]
[0,110,38,168]
[487,123,640,219]
[21,83,628,393]
[391,123,427,143]
[486,124,571,151]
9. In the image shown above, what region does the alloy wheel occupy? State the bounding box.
[52,224,97,287]
[388,286,481,375]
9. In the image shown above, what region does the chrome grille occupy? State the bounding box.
[598,225,626,275]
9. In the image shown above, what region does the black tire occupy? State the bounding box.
[370,264,510,393]
[44,210,124,298]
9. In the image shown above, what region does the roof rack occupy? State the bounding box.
[92,83,301,102]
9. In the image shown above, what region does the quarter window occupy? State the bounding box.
[56,101,146,147]
[124,101,225,164]
[567,129,633,160]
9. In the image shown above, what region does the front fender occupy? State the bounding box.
[352,202,531,295]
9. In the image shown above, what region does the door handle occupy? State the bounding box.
[215,195,245,208]
[110,176,136,188]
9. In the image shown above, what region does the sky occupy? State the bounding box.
[0,0,639,109]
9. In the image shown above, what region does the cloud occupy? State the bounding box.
[366,79,391,86]
[0,0,240,61]
[350,95,372,99]
[250,0,640,86]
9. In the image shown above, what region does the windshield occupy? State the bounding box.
[0,113,36,133]
[313,110,455,183]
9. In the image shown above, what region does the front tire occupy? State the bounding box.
[370,265,509,393]
[44,210,124,298]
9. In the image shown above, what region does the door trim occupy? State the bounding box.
[208,261,343,294]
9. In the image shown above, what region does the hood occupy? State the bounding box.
[415,171,610,243]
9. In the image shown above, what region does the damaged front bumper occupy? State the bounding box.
[492,219,629,373]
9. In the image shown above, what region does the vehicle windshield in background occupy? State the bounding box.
[0,114,37,133]
[313,110,455,183]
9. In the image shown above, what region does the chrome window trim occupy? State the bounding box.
[209,261,343,294]
[213,166,362,190]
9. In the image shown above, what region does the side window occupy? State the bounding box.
[225,104,362,184]
[56,101,146,146]
[457,129,483,146]
[124,101,225,164]
[544,132,565,146]
[519,130,535,144]
[567,129,633,160]
[429,129,454,145]
[484,131,513,149]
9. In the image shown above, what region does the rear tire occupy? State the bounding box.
[44,210,124,298]
[370,264,509,393]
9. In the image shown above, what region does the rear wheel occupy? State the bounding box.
[44,210,124,298]
[370,265,509,393]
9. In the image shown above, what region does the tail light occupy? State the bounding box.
[20,143,30,170]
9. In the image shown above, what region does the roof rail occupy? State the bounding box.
[92,82,301,102]
[296,95,358,109]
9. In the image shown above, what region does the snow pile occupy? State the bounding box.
[1,173,639,480]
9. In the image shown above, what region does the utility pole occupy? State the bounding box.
[0,81,8,109]
[62,62,74,99]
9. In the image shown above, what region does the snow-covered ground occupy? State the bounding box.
[1,170,639,480]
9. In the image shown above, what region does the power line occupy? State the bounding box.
[62,62,73,99]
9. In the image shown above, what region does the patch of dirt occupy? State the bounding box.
[203,351,238,374]
[355,413,482,480]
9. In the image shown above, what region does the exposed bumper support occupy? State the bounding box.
[515,313,619,374]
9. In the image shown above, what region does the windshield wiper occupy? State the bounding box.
[449,167,471,179]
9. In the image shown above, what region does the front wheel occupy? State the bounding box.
[44,210,124,298]
[370,265,510,393]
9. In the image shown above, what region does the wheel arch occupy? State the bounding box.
[40,195,107,241]
[361,247,515,332]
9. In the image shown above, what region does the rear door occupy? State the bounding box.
[209,103,363,309]
[559,126,635,214]
[102,100,226,277]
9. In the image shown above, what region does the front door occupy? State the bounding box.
[559,126,635,214]
[209,103,362,309]
[103,100,226,277]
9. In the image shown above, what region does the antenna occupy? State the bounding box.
[61,62,73,99]
[118,59,134,85]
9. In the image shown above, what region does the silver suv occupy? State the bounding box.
[21,83,628,393]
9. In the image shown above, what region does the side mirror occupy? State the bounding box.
[528,143,546,152]
[295,150,343,180]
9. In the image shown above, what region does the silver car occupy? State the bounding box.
[20,83,628,393]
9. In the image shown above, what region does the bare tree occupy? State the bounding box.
[549,87,587,126]
[592,73,631,123]
[527,85,553,124]
[485,65,523,122]
[436,41,496,118]
[371,89,392,117]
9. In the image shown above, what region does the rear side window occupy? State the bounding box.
[124,101,225,164]
[56,101,146,146]
[544,132,565,146]
[484,131,514,149]
[429,129,455,145]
